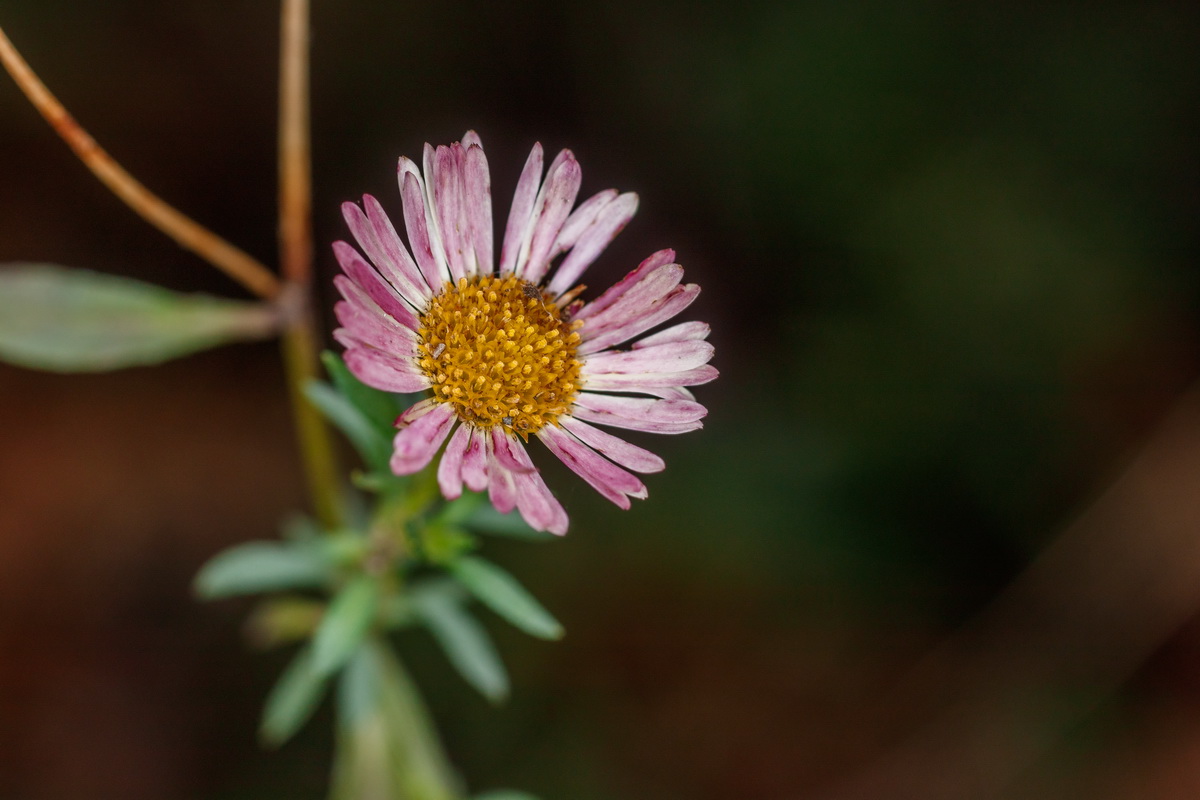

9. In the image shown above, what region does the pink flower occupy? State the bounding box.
[332,132,715,534]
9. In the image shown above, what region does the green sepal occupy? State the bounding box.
[312,575,379,676]
[0,263,276,372]
[409,580,509,703]
[450,556,563,640]
[259,644,329,748]
[194,540,333,599]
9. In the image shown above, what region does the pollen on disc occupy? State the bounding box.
[417,275,583,437]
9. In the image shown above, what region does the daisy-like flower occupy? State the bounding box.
[332,132,716,534]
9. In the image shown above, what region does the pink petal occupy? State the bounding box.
[484,433,518,513]
[573,249,675,322]
[490,427,536,475]
[570,392,706,434]
[519,151,582,285]
[398,161,450,289]
[462,427,489,492]
[547,191,639,297]
[342,345,430,394]
[333,242,420,330]
[578,284,701,355]
[502,436,567,534]
[390,403,456,475]
[462,141,493,275]
[582,364,718,391]
[552,189,617,257]
[581,264,683,334]
[583,340,714,375]
[396,398,440,426]
[332,275,420,336]
[499,142,543,276]
[437,422,472,499]
[334,300,417,355]
[431,144,468,282]
[538,424,646,510]
[341,199,429,308]
[559,416,664,473]
[461,130,483,149]
[633,321,710,348]
[362,195,433,301]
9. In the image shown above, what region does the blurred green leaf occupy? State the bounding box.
[0,263,276,372]
[451,556,563,640]
[331,642,461,800]
[260,645,328,747]
[410,582,509,702]
[474,792,540,800]
[312,575,379,676]
[194,541,331,599]
[337,641,382,728]
[305,379,393,469]
[245,596,326,650]
[321,350,406,435]
[462,503,556,541]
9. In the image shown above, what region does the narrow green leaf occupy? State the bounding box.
[0,263,276,372]
[410,583,509,702]
[462,504,556,541]
[194,541,331,599]
[312,575,379,676]
[260,645,328,747]
[451,556,563,640]
[321,350,406,435]
[304,380,392,469]
[337,642,382,728]
[474,792,541,800]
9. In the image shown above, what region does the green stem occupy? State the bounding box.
[281,305,344,530]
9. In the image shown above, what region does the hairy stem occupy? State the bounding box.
[0,23,281,299]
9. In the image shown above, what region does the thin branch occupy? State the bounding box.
[278,0,312,285]
[0,23,281,299]
[277,0,343,530]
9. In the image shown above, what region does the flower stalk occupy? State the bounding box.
[276,0,344,531]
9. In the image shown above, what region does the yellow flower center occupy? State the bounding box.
[417,275,583,437]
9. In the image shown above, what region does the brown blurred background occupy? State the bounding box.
[1,1,1199,798]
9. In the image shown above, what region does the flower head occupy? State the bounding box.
[332,132,716,534]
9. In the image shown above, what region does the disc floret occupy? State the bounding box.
[417,275,583,438]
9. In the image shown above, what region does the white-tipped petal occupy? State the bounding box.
[539,424,646,509]
[559,416,664,473]
[342,345,430,394]
[633,321,710,348]
[547,191,638,297]
[571,392,706,434]
[583,340,714,375]
[574,249,675,322]
[399,162,451,289]
[578,284,701,354]
[500,142,544,276]
[519,151,582,285]
[462,141,494,274]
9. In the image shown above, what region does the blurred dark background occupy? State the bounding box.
[2,1,1199,798]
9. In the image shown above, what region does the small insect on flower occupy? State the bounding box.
[331,131,715,534]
